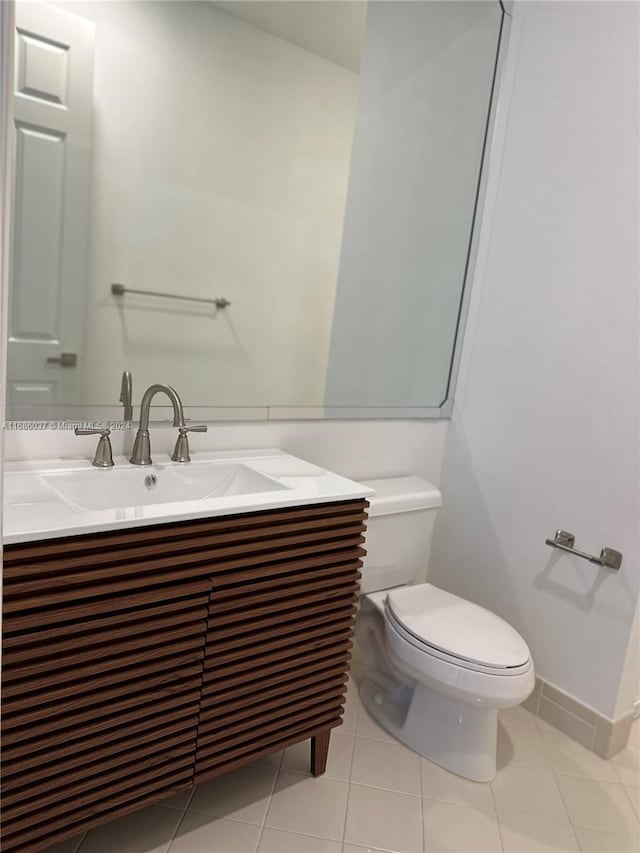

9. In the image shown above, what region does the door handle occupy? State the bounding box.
[46,353,77,367]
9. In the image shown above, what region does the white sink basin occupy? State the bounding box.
[42,462,288,512]
[3,449,374,544]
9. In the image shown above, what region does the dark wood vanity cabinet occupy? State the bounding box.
[0,499,367,853]
[195,500,364,781]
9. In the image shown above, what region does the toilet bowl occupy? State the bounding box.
[356,477,534,782]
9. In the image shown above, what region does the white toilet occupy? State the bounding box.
[356,476,534,782]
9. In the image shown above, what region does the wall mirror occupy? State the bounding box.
[5,0,505,421]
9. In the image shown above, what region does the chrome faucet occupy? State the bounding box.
[119,370,133,421]
[130,383,207,465]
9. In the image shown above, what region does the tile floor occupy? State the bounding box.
[48,682,639,853]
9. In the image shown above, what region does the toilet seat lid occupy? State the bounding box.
[386,584,530,669]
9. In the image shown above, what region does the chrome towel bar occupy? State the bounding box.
[545,530,622,571]
[111,283,230,309]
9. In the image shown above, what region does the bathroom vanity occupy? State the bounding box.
[1,450,371,853]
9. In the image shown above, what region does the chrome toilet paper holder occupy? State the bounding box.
[545,530,622,571]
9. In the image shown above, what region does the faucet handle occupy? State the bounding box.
[75,427,114,468]
[171,424,207,463]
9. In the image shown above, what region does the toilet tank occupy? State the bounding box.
[360,476,442,594]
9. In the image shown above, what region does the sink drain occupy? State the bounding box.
[144,474,158,489]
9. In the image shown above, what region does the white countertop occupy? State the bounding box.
[3,448,374,545]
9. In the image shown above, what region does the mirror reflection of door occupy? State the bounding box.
[8,2,94,415]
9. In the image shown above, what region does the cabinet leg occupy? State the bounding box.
[311,729,331,776]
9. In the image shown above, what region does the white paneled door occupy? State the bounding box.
[8,2,94,413]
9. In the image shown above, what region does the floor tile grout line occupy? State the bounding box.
[553,768,631,787]
[526,721,557,772]
[490,806,574,826]
[620,782,640,823]
[255,751,283,852]
[348,779,424,798]
[493,742,584,837]
[564,814,582,851]
[261,824,352,847]
[341,680,361,849]
[549,766,587,833]
[489,770,506,853]
[257,823,346,844]
[420,791,498,812]
[71,831,87,853]
[185,810,269,827]
[572,826,640,845]
[612,756,632,788]
[353,732,398,745]
[493,808,576,826]
[165,786,197,853]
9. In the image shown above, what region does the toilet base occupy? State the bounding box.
[360,679,499,782]
[403,682,499,782]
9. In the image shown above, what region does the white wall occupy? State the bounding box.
[59,1,357,407]
[326,0,501,407]
[430,1,640,720]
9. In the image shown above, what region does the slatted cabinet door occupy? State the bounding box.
[0,499,367,852]
[196,499,367,781]
[1,539,210,853]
